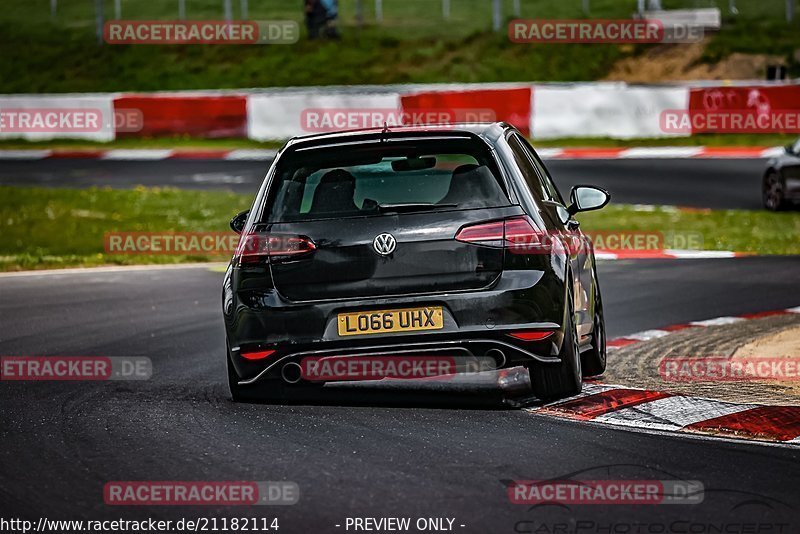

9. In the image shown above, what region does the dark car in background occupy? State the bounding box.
[222,123,610,403]
[763,138,800,210]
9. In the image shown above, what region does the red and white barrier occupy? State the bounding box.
[2,81,798,141]
[531,83,689,139]
[688,85,800,134]
[247,91,401,141]
[114,94,247,138]
[0,95,115,142]
[401,86,532,135]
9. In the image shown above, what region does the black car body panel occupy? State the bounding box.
[266,206,517,302]
[223,123,605,394]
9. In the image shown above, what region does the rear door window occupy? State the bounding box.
[507,134,549,202]
[520,136,566,205]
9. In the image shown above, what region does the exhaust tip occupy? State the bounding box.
[281,362,303,384]
[485,348,507,368]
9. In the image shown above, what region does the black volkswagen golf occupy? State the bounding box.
[223,123,610,402]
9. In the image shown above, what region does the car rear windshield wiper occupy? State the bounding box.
[377,202,458,213]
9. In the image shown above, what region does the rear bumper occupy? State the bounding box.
[235,335,561,386]
[224,266,568,385]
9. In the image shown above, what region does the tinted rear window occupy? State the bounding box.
[262,139,509,222]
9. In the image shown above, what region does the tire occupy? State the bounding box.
[763,171,788,211]
[531,286,582,400]
[581,282,607,378]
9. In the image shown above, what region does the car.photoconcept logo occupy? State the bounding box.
[373,233,397,256]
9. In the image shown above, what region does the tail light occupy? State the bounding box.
[241,349,276,361]
[453,220,505,247]
[455,216,550,254]
[508,330,555,341]
[236,232,316,265]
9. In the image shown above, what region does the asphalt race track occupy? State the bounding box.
[1,258,799,532]
[0,157,769,209]
[546,158,766,210]
[1,155,798,531]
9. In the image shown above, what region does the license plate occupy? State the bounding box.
[337,306,444,337]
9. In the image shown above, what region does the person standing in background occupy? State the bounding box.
[304,0,327,39]
[320,0,341,39]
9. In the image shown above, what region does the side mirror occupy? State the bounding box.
[229,210,250,234]
[786,143,796,155]
[567,185,610,216]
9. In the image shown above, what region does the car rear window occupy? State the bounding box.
[262,139,510,222]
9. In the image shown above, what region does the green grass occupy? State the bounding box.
[0,133,795,151]
[0,0,797,92]
[578,204,800,256]
[702,17,800,66]
[0,25,626,92]
[0,185,797,272]
[0,186,251,271]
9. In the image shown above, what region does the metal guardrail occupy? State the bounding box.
[640,8,722,30]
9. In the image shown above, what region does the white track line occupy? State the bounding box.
[689,316,746,327]
[664,250,738,259]
[0,150,52,160]
[101,149,174,160]
[534,148,564,159]
[619,147,705,159]
[620,329,671,341]
[0,262,228,278]
[595,249,740,260]
[594,252,619,260]
[224,149,277,160]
